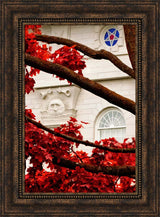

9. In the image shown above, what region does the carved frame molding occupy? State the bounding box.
[0,1,159,216]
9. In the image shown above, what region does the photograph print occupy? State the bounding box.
[24,24,136,193]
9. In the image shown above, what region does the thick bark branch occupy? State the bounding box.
[35,34,135,79]
[25,116,136,153]
[25,53,136,114]
[124,25,136,71]
[52,155,135,177]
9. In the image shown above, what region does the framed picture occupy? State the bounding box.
[24,23,136,194]
[0,0,159,216]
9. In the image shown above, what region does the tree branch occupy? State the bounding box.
[25,53,136,114]
[124,25,136,71]
[35,34,135,79]
[52,155,135,177]
[25,115,136,153]
[71,146,83,163]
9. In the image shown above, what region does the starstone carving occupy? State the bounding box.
[99,25,126,54]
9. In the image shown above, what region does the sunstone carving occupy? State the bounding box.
[38,86,81,128]
[48,99,65,114]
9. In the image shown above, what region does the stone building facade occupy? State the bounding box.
[25,24,135,153]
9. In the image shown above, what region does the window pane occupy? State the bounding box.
[100,128,126,142]
[98,109,126,142]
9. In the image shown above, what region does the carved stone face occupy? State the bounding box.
[48,99,65,114]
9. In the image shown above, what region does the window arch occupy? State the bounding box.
[95,108,126,142]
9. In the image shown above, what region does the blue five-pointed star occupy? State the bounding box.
[104,28,119,47]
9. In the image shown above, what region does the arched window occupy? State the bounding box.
[96,108,126,142]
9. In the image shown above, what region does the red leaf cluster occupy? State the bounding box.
[91,137,136,167]
[25,25,86,94]
[25,70,35,94]
[52,45,86,84]
[25,25,53,94]
[25,109,136,193]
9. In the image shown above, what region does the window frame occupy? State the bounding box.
[95,107,126,142]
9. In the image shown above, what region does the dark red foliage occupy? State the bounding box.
[25,109,135,193]
[25,71,35,94]
[25,25,136,193]
[25,25,52,94]
[25,25,86,94]
[52,45,86,84]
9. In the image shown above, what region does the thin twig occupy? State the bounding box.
[71,146,83,163]
[35,34,135,79]
[25,115,136,153]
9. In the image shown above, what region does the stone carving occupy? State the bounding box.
[99,25,127,54]
[40,89,53,99]
[40,87,71,99]
[57,87,71,97]
[48,98,65,115]
[38,86,81,128]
